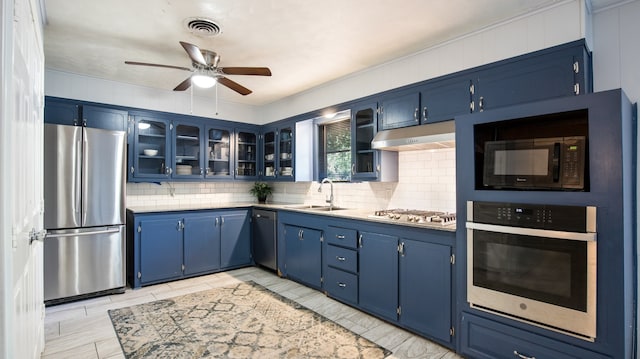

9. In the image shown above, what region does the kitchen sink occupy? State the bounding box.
[309,206,347,211]
[285,204,348,211]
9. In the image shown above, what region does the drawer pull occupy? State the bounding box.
[513,351,536,359]
[337,282,347,288]
[336,256,346,261]
[336,235,345,239]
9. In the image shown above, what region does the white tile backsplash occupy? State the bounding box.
[125,148,456,213]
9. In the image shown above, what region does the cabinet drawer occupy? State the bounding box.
[326,226,358,248]
[324,267,358,304]
[326,245,357,273]
[461,313,610,359]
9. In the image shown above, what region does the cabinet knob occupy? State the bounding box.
[337,282,347,288]
[423,106,428,121]
[336,256,346,261]
[414,108,419,122]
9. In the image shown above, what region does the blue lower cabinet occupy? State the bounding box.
[139,215,183,285]
[129,209,251,288]
[220,210,252,268]
[284,224,322,288]
[359,231,399,321]
[460,313,610,359]
[183,214,220,275]
[324,266,358,304]
[399,239,452,344]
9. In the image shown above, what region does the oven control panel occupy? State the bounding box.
[469,201,596,233]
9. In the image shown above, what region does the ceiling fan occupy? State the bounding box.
[125,41,271,95]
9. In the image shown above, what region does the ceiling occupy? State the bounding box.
[43,0,619,106]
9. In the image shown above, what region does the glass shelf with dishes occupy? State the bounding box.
[352,104,379,180]
[206,127,232,178]
[133,117,171,179]
[174,123,202,177]
[279,127,293,178]
[236,130,258,178]
[263,130,276,178]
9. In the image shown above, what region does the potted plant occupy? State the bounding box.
[250,182,272,203]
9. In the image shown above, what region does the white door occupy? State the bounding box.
[0,0,46,358]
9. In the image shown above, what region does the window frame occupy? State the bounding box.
[314,110,352,182]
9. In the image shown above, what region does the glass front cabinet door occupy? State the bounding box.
[352,102,378,180]
[132,116,172,180]
[236,130,258,179]
[278,126,294,180]
[173,122,203,178]
[262,129,276,179]
[205,126,232,179]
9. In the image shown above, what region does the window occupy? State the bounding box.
[318,115,351,181]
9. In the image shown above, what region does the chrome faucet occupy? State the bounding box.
[318,178,334,210]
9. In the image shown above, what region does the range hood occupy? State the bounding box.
[371,120,455,151]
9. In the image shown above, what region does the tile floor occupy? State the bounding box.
[42,267,462,359]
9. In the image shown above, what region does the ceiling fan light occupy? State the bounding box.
[192,74,217,88]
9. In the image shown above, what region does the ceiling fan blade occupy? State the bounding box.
[173,77,192,91]
[220,67,272,76]
[124,61,191,72]
[218,77,252,96]
[179,41,207,66]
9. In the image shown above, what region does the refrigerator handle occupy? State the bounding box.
[45,227,121,239]
[81,130,88,225]
[74,136,83,221]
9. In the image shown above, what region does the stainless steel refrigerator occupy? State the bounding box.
[44,124,127,303]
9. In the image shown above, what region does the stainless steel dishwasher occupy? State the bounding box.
[252,209,277,271]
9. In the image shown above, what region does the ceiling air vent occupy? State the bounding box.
[184,17,221,37]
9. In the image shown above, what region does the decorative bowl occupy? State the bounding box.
[143,149,158,156]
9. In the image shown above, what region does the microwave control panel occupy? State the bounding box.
[469,201,595,233]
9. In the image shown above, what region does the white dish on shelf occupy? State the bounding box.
[143,149,158,156]
[175,164,192,175]
[265,154,274,161]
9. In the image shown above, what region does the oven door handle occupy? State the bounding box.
[466,222,596,242]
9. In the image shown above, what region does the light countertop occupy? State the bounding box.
[127,202,456,232]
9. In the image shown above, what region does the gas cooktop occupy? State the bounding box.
[369,209,456,226]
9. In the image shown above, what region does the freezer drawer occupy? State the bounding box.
[44,226,126,302]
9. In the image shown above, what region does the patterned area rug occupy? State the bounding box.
[108,281,391,358]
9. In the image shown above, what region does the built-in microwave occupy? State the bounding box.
[483,136,586,190]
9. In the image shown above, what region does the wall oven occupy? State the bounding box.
[466,201,597,340]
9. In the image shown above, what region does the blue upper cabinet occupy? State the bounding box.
[82,105,128,132]
[351,102,379,181]
[130,115,172,181]
[205,125,234,180]
[261,122,295,181]
[172,120,204,179]
[44,98,80,126]
[375,40,591,129]
[235,128,259,179]
[45,97,128,132]
[420,77,473,124]
[379,91,420,130]
[471,43,591,112]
